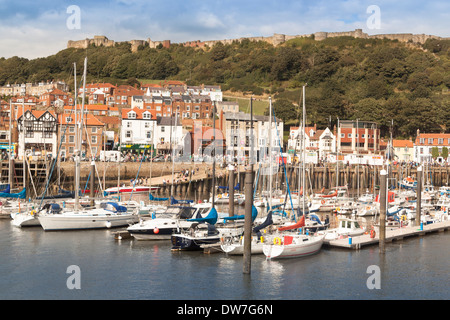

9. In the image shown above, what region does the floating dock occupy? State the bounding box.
[324,220,450,250]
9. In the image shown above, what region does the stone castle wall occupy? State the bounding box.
[67,29,448,51]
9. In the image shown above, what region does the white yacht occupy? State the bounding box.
[38,202,138,231]
[128,202,211,240]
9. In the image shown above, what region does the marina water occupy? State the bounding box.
[1,208,448,300]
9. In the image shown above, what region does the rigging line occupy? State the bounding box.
[271,105,295,218]
[37,114,69,211]
[128,153,145,202]
[82,121,104,195]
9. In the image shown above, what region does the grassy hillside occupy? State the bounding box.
[1,36,449,138]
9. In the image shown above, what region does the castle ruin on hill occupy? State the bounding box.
[67,29,449,52]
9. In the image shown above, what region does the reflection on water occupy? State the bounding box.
[0,212,449,300]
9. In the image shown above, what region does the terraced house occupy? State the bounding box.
[414,131,450,163]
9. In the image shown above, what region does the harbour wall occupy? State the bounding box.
[4,161,448,198]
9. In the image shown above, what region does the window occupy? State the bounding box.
[428,138,434,144]
[69,126,75,133]
[161,127,165,132]
[43,131,52,138]
[91,136,97,144]
[125,131,132,138]
[145,122,150,128]
[127,122,131,128]
[91,127,97,133]
[438,138,443,144]
[69,135,75,143]
[420,138,425,144]
[146,131,152,139]
[348,133,352,138]
[128,112,136,119]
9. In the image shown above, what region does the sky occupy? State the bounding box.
[0,0,449,59]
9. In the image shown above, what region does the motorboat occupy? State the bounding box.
[38,201,138,231]
[127,203,211,240]
[103,185,158,196]
[398,177,417,190]
[319,217,366,241]
[357,190,375,204]
[171,207,220,251]
[438,186,450,197]
[211,192,245,205]
[356,204,377,216]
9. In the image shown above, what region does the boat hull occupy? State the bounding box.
[11,214,41,227]
[171,234,221,251]
[38,213,138,231]
[263,235,323,259]
[221,242,264,255]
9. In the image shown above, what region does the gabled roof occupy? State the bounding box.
[393,139,414,148]
[121,107,154,120]
[17,108,56,120]
[58,113,104,126]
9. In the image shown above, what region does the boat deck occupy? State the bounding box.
[323,220,450,250]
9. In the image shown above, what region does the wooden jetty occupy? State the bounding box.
[324,220,450,250]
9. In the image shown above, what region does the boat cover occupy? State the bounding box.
[309,214,323,225]
[100,201,127,213]
[222,206,258,222]
[187,207,218,225]
[0,184,10,193]
[253,211,273,238]
[170,196,194,205]
[0,187,26,199]
[218,183,240,190]
[278,215,305,231]
[149,193,169,201]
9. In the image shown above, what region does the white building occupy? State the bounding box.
[287,125,336,162]
[17,109,58,159]
[222,112,284,164]
[154,116,184,155]
[120,108,156,154]
[201,85,222,102]
[414,132,450,163]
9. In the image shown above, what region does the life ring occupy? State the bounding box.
[370,228,376,239]
[321,199,326,205]
[366,206,370,211]
[273,237,282,245]
[30,210,36,216]
[401,215,407,221]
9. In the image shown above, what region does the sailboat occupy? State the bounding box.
[219,206,265,255]
[37,58,138,231]
[262,86,324,260]
[170,103,221,251]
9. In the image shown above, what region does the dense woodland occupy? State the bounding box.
[0,36,449,138]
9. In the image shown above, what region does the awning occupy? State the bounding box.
[120,144,153,151]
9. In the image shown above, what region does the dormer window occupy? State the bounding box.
[142,112,151,119]
[128,112,136,119]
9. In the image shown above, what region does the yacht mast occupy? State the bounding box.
[268,97,273,211]
[302,85,307,217]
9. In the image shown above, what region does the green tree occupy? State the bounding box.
[442,147,449,159]
[431,147,439,159]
